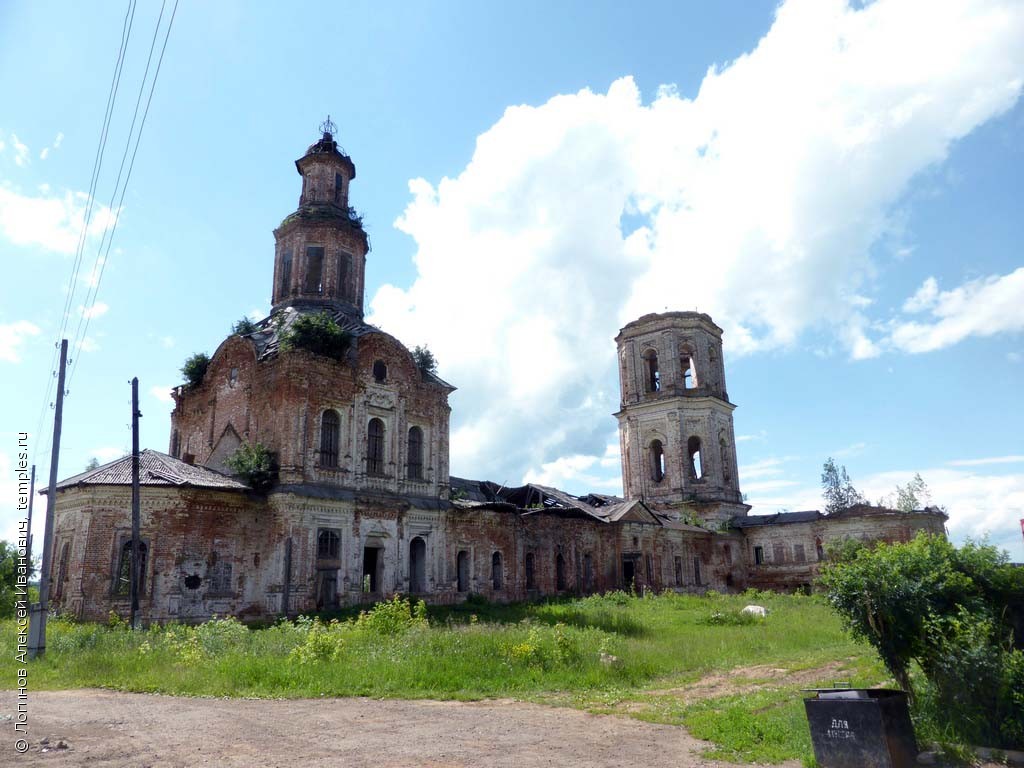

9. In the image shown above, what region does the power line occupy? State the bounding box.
[32,0,137,467]
[68,0,180,390]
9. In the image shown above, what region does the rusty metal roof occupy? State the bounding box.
[52,450,248,492]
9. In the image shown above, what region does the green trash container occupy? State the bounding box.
[803,688,918,768]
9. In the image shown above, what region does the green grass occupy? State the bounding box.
[2,591,883,764]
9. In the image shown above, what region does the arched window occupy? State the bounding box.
[457,550,470,592]
[279,248,293,295]
[114,540,147,596]
[688,436,703,479]
[642,349,660,392]
[409,537,426,593]
[320,410,340,468]
[649,440,665,483]
[525,552,536,590]
[556,552,566,591]
[372,360,387,383]
[681,353,697,389]
[407,426,423,480]
[367,418,385,475]
[491,551,503,590]
[337,251,352,297]
[208,551,233,594]
[317,528,340,559]
[54,542,70,599]
[304,245,325,293]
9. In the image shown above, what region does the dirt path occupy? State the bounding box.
[2,689,797,767]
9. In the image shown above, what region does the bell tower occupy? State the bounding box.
[271,116,368,317]
[614,311,748,525]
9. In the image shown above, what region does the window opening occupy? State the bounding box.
[409,537,426,593]
[457,550,470,592]
[650,440,665,483]
[687,436,703,479]
[367,418,385,475]
[317,528,340,559]
[320,410,340,468]
[114,540,147,596]
[334,172,344,205]
[794,543,806,563]
[491,551,503,590]
[673,555,683,586]
[337,251,352,297]
[754,545,764,565]
[209,551,233,593]
[681,355,697,389]
[693,556,702,586]
[643,349,660,392]
[304,246,325,293]
[279,248,293,296]
[407,426,423,480]
[372,360,387,382]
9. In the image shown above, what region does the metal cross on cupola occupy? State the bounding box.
[319,114,337,139]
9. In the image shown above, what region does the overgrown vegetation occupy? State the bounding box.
[232,316,257,335]
[3,591,878,763]
[411,344,437,374]
[821,532,1024,749]
[279,311,351,361]
[180,352,210,389]
[0,541,33,619]
[224,442,277,492]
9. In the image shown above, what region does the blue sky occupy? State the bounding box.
[2,0,1022,559]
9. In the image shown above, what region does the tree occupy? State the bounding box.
[0,541,32,619]
[821,457,865,514]
[232,316,257,335]
[181,352,211,388]
[820,533,1024,747]
[279,311,350,361]
[411,345,437,374]
[84,457,100,471]
[893,472,932,511]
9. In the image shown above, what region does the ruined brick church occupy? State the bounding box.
[46,126,946,622]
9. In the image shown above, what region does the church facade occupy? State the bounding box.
[45,126,947,623]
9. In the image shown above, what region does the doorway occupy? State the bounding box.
[622,557,636,590]
[362,547,381,593]
[409,537,426,593]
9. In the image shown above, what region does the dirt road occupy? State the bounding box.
[2,689,795,767]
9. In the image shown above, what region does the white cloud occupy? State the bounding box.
[739,457,790,481]
[79,301,109,320]
[902,276,939,312]
[149,385,175,404]
[887,268,1024,353]
[52,132,63,150]
[78,336,100,353]
[833,441,868,458]
[947,455,1024,467]
[1007,351,1021,363]
[736,430,768,443]
[0,186,117,254]
[0,321,41,363]
[11,133,29,166]
[369,0,1024,483]
[39,147,49,161]
[160,335,175,349]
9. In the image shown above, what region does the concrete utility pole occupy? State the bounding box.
[28,339,68,659]
[130,377,142,629]
[25,464,35,569]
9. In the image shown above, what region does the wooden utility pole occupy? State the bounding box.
[28,339,68,659]
[129,377,142,629]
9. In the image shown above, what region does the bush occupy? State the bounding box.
[224,442,277,491]
[289,618,346,664]
[820,532,1024,748]
[702,609,758,626]
[180,353,210,388]
[279,311,350,361]
[353,595,427,636]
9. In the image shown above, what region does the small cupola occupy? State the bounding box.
[272,117,369,317]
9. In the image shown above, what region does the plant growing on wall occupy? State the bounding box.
[411,345,437,374]
[224,442,277,492]
[232,317,257,335]
[279,311,350,361]
[181,353,211,389]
